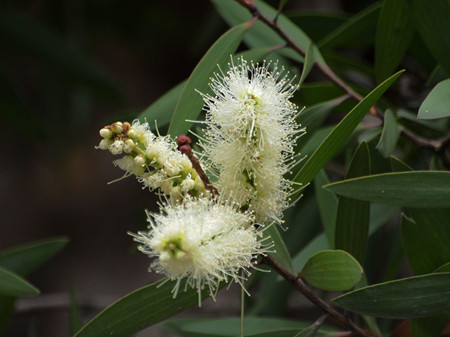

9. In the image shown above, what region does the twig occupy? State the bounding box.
[176,135,219,195]
[261,254,371,337]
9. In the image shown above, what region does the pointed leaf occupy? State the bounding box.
[376,109,400,158]
[418,79,450,119]
[300,250,363,291]
[264,225,295,274]
[401,209,450,275]
[0,266,39,297]
[325,171,450,208]
[335,142,371,264]
[299,42,319,85]
[333,273,450,318]
[74,279,217,337]
[292,70,403,195]
[168,22,250,136]
[314,170,337,247]
[375,0,415,83]
[408,0,450,75]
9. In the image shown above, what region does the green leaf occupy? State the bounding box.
[299,42,319,85]
[408,0,450,75]
[292,234,329,273]
[335,142,371,264]
[0,10,119,96]
[313,170,337,247]
[168,22,250,136]
[418,79,450,119]
[294,315,328,337]
[70,288,82,336]
[292,70,403,195]
[296,83,345,106]
[300,250,363,291]
[0,266,40,297]
[138,81,185,129]
[318,3,381,49]
[264,225,295,274]
[0,236,69,277]
[74,279,216,337]
[324,171,450,208]
[401,209,450,275]
[162,317,335,337]
[375,0,414,83]
[375,109,400,158]
[436,263,450,273]
[333,273,450,318]
[410,313,450,337]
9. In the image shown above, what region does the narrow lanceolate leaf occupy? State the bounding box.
[314,170,337,248]
[401,210,450,275]
[410,313,450,337]
[0,236,69,277]
[335,142,371,264]
[324,171,450,208]
[264,225,295,274]
[375,0,414,83]
[162,317,335,337]
[292,70,403,195]
[299,42,319,85]
[318,3,381,50]
[408,0,450,75]
[375,110,400,158]
[74,279,215,337]
[168,22,250,136]
[300,250,363,291]
[333,273,450,318]
[418,79,450,119]
[0,266,39,297]
[138,81,185,129]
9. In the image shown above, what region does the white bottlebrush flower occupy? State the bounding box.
[198,58,304,222]
[129,196,268,305]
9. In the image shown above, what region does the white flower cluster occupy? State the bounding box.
[129,196,268,305]
[199,58,304,222]
[96,120,205,200]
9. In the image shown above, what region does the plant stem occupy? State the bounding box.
[261,254,371,337]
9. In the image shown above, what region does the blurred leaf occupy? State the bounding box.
[296,83,345,106]
[294,315,327,337]
[369,203,400,234]
[408,0,450,75]
[0,266,39,297]
[300,250,363,291]
[418,79,450,119]
[292,70,403,196]
[410,312,450,337]
[325,171,450,208]
[401,210,450,275]
[375,0,414,83]
[70,288,82,336]
[397,109,448,133]
[436,263,450,273]
[286,12,348,42]
[264,225,295,274]
[0,236,69,277]
[376,109,401,158]
[313,170,337,247]
[138,81,185,129]
[162,317,335,337]
[318,3,381,49]
[74,279,218,337]
[168,22,250,136]
[333,273,450,318]
[0,10,119,97]
[335,142,371,264]
[390,155,412,171]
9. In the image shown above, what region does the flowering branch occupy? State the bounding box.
[234,0,450,167]
[260,254,371,337]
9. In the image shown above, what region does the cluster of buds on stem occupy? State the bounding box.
[96,120,205,201]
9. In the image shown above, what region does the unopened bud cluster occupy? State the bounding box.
[96,120,205,200]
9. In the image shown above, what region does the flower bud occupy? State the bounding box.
[111,122,123,134]
[99,128,112,139]
[127,128,137,140]
[134,154,146,167]
[181,178,195,192]
[98,139,112,150]
[123,139,135,153]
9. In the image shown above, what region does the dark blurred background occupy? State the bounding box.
[0,0,373,336]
